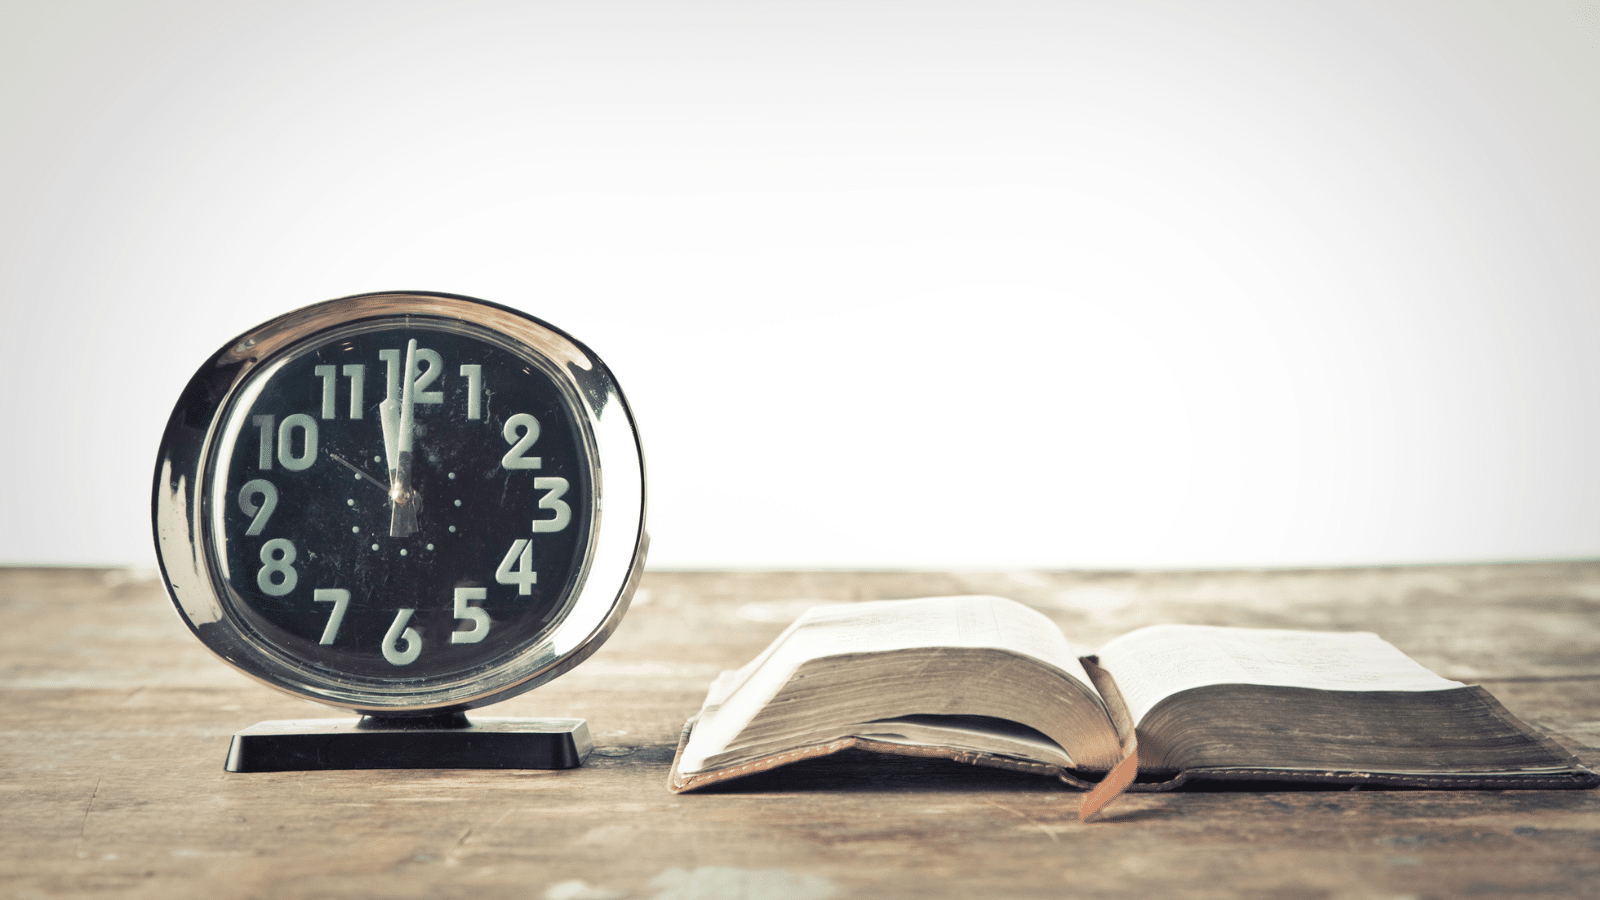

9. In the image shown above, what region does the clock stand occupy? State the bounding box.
[224,711,592,773]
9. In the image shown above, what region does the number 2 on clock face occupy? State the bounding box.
[211,325,592,682]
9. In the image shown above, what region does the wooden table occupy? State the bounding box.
[3,563,1598,899]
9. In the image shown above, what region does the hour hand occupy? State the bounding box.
[380,395,402,481]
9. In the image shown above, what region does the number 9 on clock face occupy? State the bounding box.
[154,293,647,714]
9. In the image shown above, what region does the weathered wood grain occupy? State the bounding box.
[2,563,1598,899]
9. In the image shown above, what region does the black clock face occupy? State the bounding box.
[205,321,593,685]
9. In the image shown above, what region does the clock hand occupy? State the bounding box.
[379,396,401,480]
[388,339,421,537]
[379,374,402,522]
[330,453,386,491]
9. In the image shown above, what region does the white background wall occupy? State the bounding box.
[2,0,1597,570]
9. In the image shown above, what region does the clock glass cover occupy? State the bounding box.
[153,293,646,714]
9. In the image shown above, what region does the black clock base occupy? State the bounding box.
[223,715,592,772]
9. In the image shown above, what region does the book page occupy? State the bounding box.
[680,595,1093,773]
[853,715,1076,768]
[1097,624,1464,725]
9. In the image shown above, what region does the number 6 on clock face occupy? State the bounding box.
[153,291,647,716]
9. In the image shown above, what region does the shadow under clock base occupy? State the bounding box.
[224,714,592,772]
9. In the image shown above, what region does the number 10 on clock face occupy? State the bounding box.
[208,322,594,683]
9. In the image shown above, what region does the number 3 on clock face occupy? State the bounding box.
[154,293,647,715]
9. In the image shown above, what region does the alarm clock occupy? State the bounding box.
[152,292,646,771]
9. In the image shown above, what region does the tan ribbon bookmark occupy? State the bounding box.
[1078,732,1138,823]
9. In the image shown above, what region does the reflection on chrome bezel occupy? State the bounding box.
[152,292,647,714]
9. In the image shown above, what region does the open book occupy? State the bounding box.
[668,596,1596,795]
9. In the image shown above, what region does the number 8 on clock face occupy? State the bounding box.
[154,293,647,714]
